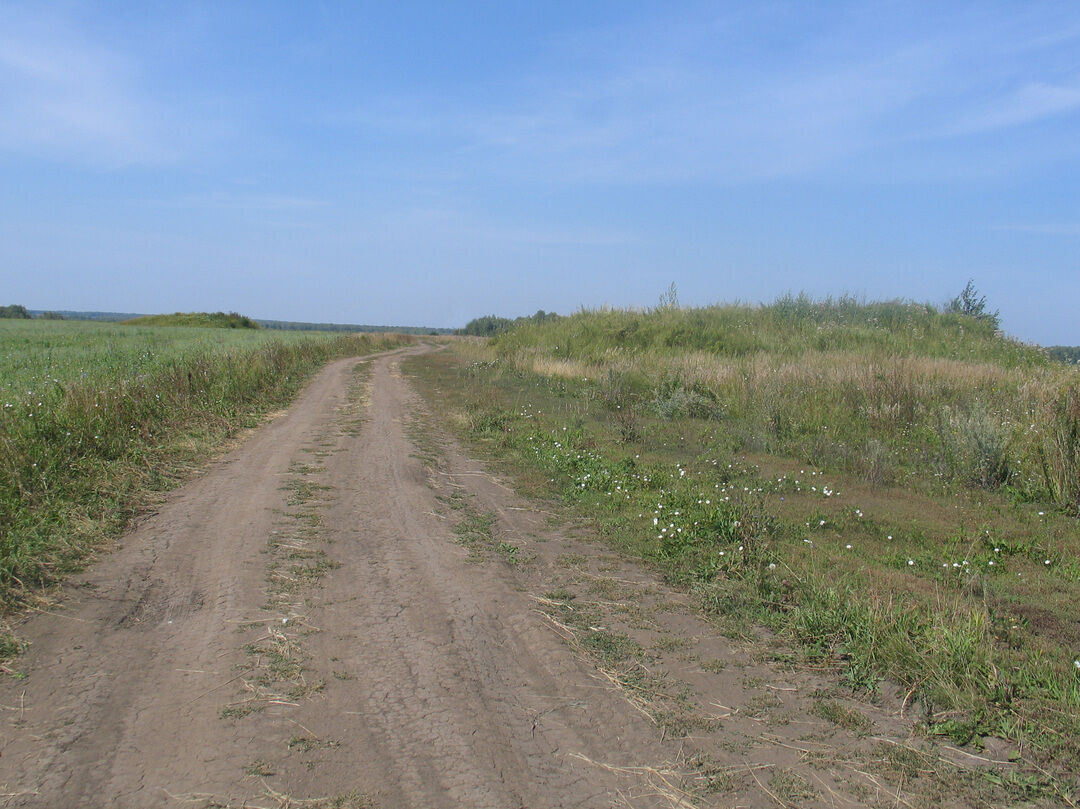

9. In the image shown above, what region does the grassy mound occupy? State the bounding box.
[492,296,1076,507]
[496,295,1043,366]
[123,311,260,329]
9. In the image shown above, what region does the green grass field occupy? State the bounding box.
[2,318,321,397]
[0,319,415,615]
[406,299,1080,802]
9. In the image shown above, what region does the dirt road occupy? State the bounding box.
[0,347,687,807]
[2,346,933,809]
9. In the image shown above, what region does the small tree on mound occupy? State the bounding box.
[947,280,999,329]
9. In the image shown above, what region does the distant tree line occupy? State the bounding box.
[2,304,63,320]
[459,310,561,336]
[31,310,140,321]
[257,320,451,335]
[1048,347,1080,364]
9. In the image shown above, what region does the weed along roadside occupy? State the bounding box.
[405,303,1080,807]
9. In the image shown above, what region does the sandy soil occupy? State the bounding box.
[1,346,942,808]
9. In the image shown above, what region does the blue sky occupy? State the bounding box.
[1,1,1078,342]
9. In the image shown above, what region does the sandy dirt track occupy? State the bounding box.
[0,347,689,808]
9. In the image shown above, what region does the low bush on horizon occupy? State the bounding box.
[0,305,32,320]
[458,309,561,337]
[122,311,261,329]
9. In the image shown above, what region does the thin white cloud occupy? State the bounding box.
[995,222,1080,236]
[0,11,175,166]
[421,50,932,183]
[344,5,1080,185]
[949,82,1080,135]
[352,205,641,248]
[168,192,330,212]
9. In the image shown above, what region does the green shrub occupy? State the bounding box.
[938,405,1013,489]
[0,304,30,319]
[122,311,260,328]
[651,377,720,420]
[945,280,1000,330]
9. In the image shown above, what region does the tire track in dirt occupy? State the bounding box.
[269,352,679,808]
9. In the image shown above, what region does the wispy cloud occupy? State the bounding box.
[168,192,330,212]
[995,222,1080,236]
[948,82,1080,135]
[345,204,641,248]
[0,10,175,166]
[353,52,931,184]
[346,5,1080,185]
